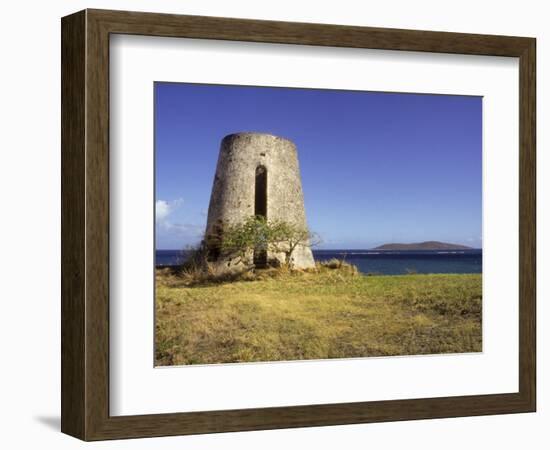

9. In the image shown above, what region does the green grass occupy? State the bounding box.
[155,266,482,365]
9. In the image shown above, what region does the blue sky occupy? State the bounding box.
[155,82,482,250]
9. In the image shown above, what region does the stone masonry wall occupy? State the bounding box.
[205,132,315,270]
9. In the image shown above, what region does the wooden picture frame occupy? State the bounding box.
[61,9,536,441]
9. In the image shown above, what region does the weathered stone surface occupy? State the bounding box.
[205,132,315,270]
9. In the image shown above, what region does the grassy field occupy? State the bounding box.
[155,265,482,366]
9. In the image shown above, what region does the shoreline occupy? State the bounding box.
[155,249,482,276]
[155,264,482,275]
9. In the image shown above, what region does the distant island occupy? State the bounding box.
[373,241,474,251]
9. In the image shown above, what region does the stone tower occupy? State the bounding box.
[204,132,315,271]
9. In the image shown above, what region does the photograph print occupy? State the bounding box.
[154,82,482,366]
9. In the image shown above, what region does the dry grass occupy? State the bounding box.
[155,265,482,366]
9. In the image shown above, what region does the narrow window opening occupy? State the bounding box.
[254,165,267,218]
[254,165,268,268]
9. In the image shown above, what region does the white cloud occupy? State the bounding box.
[166,222,204,237]
[155,198,183,222]
[155,198,204,247]
[155,200,170,221]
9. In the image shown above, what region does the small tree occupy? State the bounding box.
[220,216,272,267]
[269,220,320,268]
[219,216,319,269]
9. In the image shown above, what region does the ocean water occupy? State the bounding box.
[156,249,482,275]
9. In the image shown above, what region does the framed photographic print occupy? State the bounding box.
[61,9,536,440]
